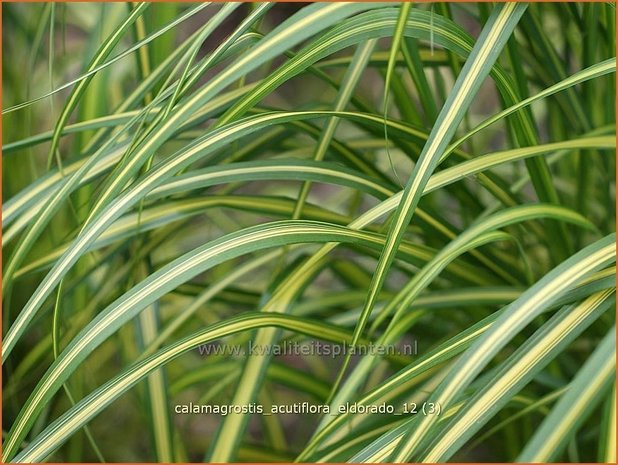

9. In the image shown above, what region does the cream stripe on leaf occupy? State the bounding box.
[2,2,395,358]
[1,220,392,461]
[10,312,381,463]
[207,38,378,463]
[518,327,616,462]
[349,292,614,462]
[326,1,528,412]
[388,233,616,462]
[298,264,616,459]
[7,56,612,238]
[317,204,598,422]
[421,290,615,462]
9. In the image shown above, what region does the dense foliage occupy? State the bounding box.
[3,2,616,462]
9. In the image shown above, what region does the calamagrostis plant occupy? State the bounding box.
[3,2,616,462]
